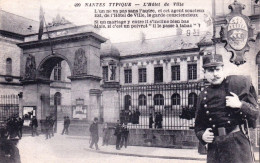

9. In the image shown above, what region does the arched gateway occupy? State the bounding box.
[18,25,106,124]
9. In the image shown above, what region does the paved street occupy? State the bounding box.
[17,133,206,163]
[15,122,258,163]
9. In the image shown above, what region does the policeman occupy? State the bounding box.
[194,54,259,163]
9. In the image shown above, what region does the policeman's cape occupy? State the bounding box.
[223,75,259,128]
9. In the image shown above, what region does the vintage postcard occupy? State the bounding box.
[0,0,259,162]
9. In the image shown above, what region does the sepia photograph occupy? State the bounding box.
[0,0,259,162]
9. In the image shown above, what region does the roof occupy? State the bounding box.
[0,10,39,35]
[0,10,76,36]
[111,32,212,57]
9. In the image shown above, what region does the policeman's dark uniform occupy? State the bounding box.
[195,54,259,163]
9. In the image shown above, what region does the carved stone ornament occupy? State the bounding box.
[24,54,36,80]
[110,64,116,81]
[220,0,255,66]
[73,48,87,75]
[47,14,71,28]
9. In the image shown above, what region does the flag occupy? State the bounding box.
[38,5,44,40]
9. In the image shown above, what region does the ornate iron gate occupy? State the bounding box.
[0,95,19,122]
[119,81,205,130]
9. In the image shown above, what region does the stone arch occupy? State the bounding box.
[37,54,72,79]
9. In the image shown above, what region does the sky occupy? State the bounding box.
[0,0,213,43]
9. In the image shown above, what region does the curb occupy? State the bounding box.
[84,148,207,161]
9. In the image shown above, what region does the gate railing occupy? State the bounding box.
[119,81,205,130]
[0,95,19,122]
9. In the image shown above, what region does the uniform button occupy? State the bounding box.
[240,112,243,115]
[212,125,216,128]
[204,91,207,94]
[228,114,231,117]
[209,118,212,121]
[244,115,247,118]
[206,111,209,114]
[203,97,207,100]
[204,104,207,108]
[227,121,231,124]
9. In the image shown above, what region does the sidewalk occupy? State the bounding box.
[67,135,259,161]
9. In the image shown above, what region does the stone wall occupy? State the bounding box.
[107,127,199,148]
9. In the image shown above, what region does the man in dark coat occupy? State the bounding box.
[157,112,163,128]
[114,120,122,150]
[154,112,159,128]
[149,113,154,128]
[194,54,259,163]
[62,116,70,135]
[17,117,24,139]
[66,116,70,135]
[89,117,99,150]
[44,117,51,140]
[31,116,39,136]
[0,128,21,163]
[49,116,55,137]
[135,109,141,124]
[120,123,129,148]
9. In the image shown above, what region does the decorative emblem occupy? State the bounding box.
[24,54,36,80]
[220,0,255,66]
[73,48,87,75]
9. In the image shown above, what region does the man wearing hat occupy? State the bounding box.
[89,117,100,150]
[194,54,259,163]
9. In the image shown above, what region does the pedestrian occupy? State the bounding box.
[158,112,163,128]
[128,110,132,124]
[44,117,51,140]
[0,128,21,163]
[132,110,136,124]
[149,113,154,128]
[49,116,55,137]
[17,117,24,139]
[154,112,159,128]
[89,117,100,150]
[61,116,70,135]
[31,116,39,137]
[66,116,70,135]
[114,120,122,150]
[61,116,67,135]
[135,109,141,124]
[194,54,259,163]
[102,123,109,146]
[120,123,129,148]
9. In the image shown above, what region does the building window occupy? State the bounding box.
[154,94,164,105]
[138,94,146,106]
[138,68,147,83]
[154,67,163,83]
[171,93,181,105]
[54,62,62,81]
[124,95,131,110]
[6,58,12,75]
[188,64,197,80]
[54,92,61,105]
[188,93,197,106]
[171,65,180,81]
[124,69,132,83]
[102,66,108,82]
